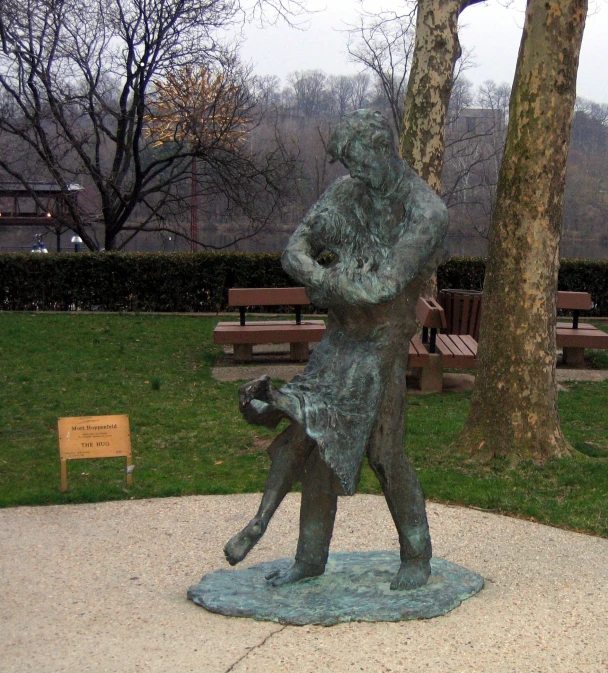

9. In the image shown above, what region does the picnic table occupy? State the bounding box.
[212,287,325,362]
[213,288,608,390]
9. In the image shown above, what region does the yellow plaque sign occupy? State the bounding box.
[58,415,132,491]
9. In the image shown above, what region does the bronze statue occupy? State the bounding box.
[224,109,448,590]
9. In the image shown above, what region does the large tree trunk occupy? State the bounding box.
[399,0,482,297]
[457,0,587,462]
[104,231,118,251]
[399,0,481,193]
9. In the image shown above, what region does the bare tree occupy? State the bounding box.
[326,75,355,119]
[399,0,485,193]
[477,80,512,122]
[286,70,331,118]
[252,74,283,114]
[0,0,304,250]
[345,8,416,132]
[442,79,509,242]
[350,72,372,109]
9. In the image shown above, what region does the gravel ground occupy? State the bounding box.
[1,494,607,673]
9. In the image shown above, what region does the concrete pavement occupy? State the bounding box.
[1,494,607,673]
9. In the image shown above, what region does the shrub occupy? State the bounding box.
[1,253,606,315]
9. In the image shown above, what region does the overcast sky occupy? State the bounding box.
[241,0,608,104]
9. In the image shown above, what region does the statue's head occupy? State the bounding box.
[327,109,398,189]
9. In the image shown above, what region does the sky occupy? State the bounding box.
[240,0,608,105]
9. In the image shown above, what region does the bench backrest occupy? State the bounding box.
[228,287,311,308]
[557,291,591,329]
[439,289,483,340]
[417,290,590,338]
[557,291,591,311]
[228,287,311,326]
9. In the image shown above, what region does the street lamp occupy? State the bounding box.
[70,235,83,252]
[31,234,48,253]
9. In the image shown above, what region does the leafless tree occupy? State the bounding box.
[0,0,304,250]
[326,75,356,119]
[345,8,416,133]
[442,79,509,242]
[253,74,283,114]
[477,80,512,122]
[286,70,331,118]
[458,0,588,462]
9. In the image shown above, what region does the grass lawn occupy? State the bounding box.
[1,313,607,538]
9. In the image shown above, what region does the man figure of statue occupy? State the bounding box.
[223,109,448,590]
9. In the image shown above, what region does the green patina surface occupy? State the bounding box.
[225,110,449,588]
[188,551,484,626]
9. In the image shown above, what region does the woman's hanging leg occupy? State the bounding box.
[224,422,314,565]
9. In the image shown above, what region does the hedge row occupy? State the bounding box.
[0,253,288,313]
[0,253,606,315]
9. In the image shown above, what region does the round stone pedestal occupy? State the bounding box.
[188,551,484,626]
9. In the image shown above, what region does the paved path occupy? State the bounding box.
[212,363,608,388]
[1,494,607,672]
[212,343,608,385]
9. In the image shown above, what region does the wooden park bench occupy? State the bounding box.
[556,291,608,365]
[410,296,479,393]
[213,287,326,363]
[413,289,608,390]
[410,297,449,392]
[214,290,478,390]
[409,297,446,368]
[214,287,607,385]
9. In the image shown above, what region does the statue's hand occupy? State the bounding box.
[306,284,330,309]
[305,266,346,309]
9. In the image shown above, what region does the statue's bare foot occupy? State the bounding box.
[265,560,325,586]
[239,376,273,410]
[390,559,431,591]
[239,375,304,425]
[223,519,265,566]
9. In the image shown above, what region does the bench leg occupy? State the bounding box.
[562,346,585,367]
[419,354,443,393]
[234,344,253,363]
[290,342,309,362]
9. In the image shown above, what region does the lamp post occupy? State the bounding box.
[70,235,83,252]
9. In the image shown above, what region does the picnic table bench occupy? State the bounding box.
[214,287,607,385]
[213,287,326,363]
[556,291,608,365]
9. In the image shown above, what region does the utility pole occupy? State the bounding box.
[190,157,198,252]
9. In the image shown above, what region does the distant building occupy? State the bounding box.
[448,108,505,136]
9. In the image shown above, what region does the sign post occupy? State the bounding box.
[57,415,132,492]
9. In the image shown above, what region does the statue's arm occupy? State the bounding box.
[281,183,347,295]
[281,221,328,289]
[326,189,448,306]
